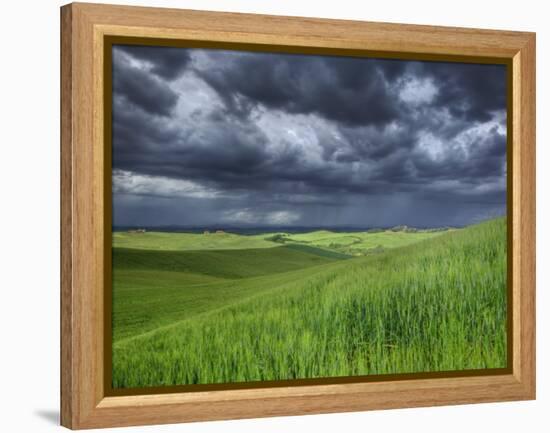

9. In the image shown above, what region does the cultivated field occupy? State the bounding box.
[111,218,507,388]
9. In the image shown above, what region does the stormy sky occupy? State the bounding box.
[111,45,507,228]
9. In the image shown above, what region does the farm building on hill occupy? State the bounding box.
[215,230,225,234]
[128,228,146,234]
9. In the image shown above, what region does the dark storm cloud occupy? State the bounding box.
[111,96,182,169]
[112,99,271,186]
[111,45,507,228]
[112,52,180,117]
[425,62,507,123]
[196,53,404,126]
[115,45,192,80]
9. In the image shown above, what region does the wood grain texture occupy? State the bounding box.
[60,4,73,429]
[60,2,536,429]
[515,34,536,396]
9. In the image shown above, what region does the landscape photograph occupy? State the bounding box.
[110,44,508,389]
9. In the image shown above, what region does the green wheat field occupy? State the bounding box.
[111,217,507,389]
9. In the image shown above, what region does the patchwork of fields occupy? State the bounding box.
[112,219,507,388]
[113,226,451,256]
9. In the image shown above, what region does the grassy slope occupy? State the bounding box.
[113,231,278,251]
[113,246,342,341]
[113,245,338,279]
[112,218,507,388]
[282,243,352,260]
[283,230,451,255]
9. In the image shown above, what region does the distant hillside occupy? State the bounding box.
[113,226,454,256]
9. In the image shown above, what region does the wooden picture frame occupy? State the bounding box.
[60,2,536,429]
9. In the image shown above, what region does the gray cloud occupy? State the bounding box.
[112,50,180,117]
[195,52,405,126]
[115,45,192,80]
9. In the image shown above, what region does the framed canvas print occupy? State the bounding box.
[60,2,536,429]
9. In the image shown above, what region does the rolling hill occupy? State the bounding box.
[111,218,507,388]
[112,245,347,340]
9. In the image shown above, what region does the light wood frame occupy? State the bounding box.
[60,2,536,429]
